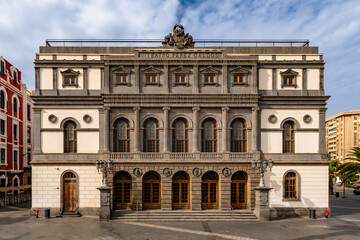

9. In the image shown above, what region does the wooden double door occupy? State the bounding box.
[143,171,161,209]
[201,172,219,210]
[114,171,132,210]
[63,172,77,211]
[172,171,190,209]
[231,171,248,209]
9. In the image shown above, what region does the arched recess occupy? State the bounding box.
[231,171,248,209]
[283,170,301,200]
[280,117,300,130]
[199,114,222,129]
[172,171,190,209]
[230,118,247,152]
[60,170,79,212]
[142,171,161,209]
[228,114,251,129]
[110,115,134,129]
[0,86,7,111]
[172,118,189,152]
[201,171,219,209]
[170,114,193,129]
[143,118,160,152]
[12,175,20,195]
[113,118,131,152]
[140,114,164,129]
[113,171,132,210]
[60,117,81,129]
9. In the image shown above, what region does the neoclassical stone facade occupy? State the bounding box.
[31,26,329,219]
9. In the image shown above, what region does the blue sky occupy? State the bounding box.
[0,0,359,117]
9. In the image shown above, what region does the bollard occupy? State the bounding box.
[335,192,339,197]
[36,209,39,218]
[309,209,316,219]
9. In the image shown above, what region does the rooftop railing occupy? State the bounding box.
[45,39,310,47]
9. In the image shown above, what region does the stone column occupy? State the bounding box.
[98,186,111,221]
[192,107,200,152]
[161,174,172,210]
[191,176,202,210]
[104,107,110,153]
[221,107,229,152]
[164,64,169,93]
[33,108,42,154]
[251,65,258,94]
[163,107,170,152]
[319,108,327,154]
[254,187,272,222]
[83,67,88,95]
[222,65,228,93]
[193,65,199,93]
[252,107,259,152]
[35,68,40,95]
[104,65,110,94]
[133,106,141,152]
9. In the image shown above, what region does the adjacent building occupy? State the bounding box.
[31,25,329,219]
[0,56,34,200]
[326,110,360,161]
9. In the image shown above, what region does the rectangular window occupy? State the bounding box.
[13,71,17,86]
[175,75,186,83]
[233,75,244,84]
[14,150,18,165]
[27,127,31,143]
[0,148,5,165]
[204,75,215,83]
[283,77,295,86]
[13,124,17,139]
[27,104,31,121]
[0,61,4,77]
[64,76,77,85]
[146,75,157,83]
[0,119,5,135]
[116,74,127,83]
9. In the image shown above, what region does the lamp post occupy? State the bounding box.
[96,160,114,187]
[252,158,273,187]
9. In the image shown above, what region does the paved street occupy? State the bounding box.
[0,189,359,240]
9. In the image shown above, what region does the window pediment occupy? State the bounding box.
[280,68,298,77]
[112,66,131,74]
[171,66,191,74]
[61,68,80,76]
[229,66,249,74]
[61,68,80,87]
[200,66,220,74]
[141,66,162,74]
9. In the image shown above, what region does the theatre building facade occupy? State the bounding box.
[31,26,329,220]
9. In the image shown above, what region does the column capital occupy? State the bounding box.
[133,106,141,111]
[162,106,170,111]
[252,107,260,112]
[192,106,200,112]
[33,108,42,114]
[319,108,327,113]
[221,106,230,112]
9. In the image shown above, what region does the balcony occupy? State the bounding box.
[110,152,253,162]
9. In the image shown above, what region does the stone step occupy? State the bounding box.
[113,218,259,222]
[113,215,257,219]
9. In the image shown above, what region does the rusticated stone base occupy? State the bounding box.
[30,207,99,217]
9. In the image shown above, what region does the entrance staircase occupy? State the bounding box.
[112,210,258,222]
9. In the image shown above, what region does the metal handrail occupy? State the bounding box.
[229,202,234,216]
[45,39,310,47]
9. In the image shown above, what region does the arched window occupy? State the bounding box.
[143,118,159,152]
[13,97,17,114]
[172,118,188,152]
[64,121,77,153]
[114,118,130,152]
[0,91,5,109]
[231,119,247,152]
[284,171,298,199]
[201,118,217,152]
[283,121,295,153]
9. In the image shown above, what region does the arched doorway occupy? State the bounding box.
[143,171,161,209]
[114,171,132,210]
[172,171,190,209]
[231,171,247,209]
[201,171,218,209]
[63,172,77,212]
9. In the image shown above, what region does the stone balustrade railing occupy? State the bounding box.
[110,152,253,162]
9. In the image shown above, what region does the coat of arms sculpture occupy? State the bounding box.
[163,24,195,49]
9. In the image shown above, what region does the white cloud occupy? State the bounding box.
[0,0,359,116]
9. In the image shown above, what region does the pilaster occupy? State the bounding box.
[33,108,42,154]
[133,106,141,152]
[164,64,169,93]
[251,107,259,152]
[222,65,228,93]
[251,65,258,94]
[193,65,199,93]
[104,65,110,94]
[52,67,58,95]
[83,67,88,95]
[163,107,170,152]
[319,108,327,154]
[221,107,229,152]
[35,67,40,95]
[191,177,201,210]
[192,106,200,152]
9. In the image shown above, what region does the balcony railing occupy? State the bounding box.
[110,152,253,162]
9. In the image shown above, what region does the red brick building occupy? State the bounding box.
[0,56,33,198]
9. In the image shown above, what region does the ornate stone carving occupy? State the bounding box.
[133,168,142,177]
[48,114,58,123]
[83,114,92,123]
[163,168,172,177]
[222,168,231,177]
[303,114,312,124]
[268,114,277,124]
[192,167,202,177]
[163,24,194,49]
